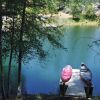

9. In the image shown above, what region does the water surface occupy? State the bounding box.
[22,26,100,96]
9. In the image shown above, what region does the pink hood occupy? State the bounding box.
[61,65,72,82]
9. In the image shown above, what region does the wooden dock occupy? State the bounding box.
[60,69,86,97]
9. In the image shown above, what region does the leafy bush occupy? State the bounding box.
[84,4,97,20]
[71,4,81,19]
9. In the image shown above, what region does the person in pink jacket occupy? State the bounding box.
[61,65,72,82]
[60,65,72,96]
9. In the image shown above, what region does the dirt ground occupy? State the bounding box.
[56,11,72,19]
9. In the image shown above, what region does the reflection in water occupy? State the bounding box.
[22,26,100,96]
[89,39,100,66]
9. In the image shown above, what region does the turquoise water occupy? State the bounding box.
[22,26,100,96]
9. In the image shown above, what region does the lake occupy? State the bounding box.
[22,26,100,96]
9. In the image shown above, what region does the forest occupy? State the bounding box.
[0,0,100,100]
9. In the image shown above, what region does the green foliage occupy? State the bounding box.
[60,0,99,21]
[45,0,58,14]
[2,0,65,61]
[98,17,100,25]
[0,0,67,97]
[84,4,97,20]
[71,2,81,20]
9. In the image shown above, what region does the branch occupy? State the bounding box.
[26,2,46,7]
[1,11,17,16]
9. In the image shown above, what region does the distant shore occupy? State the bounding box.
[63,21,98,26]
[53,11,99,26]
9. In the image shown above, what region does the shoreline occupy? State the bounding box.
[52,12,99,26]
[0,94,99,100]
[63,21,98,26]
[4,94,99,100]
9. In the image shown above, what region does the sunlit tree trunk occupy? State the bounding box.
[0,2,6,100]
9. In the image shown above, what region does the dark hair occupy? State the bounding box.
[81,63,85,66]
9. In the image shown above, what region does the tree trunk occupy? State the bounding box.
[7,16,15,99]
[0,3,6,100]
[18,0,26,89]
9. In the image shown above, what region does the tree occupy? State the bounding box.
[1,0,66,99]
[17,0,26,94]
[0,1,6,100]
[70,0,82,20]
[7,16,15,98]
[84,4,96,20]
